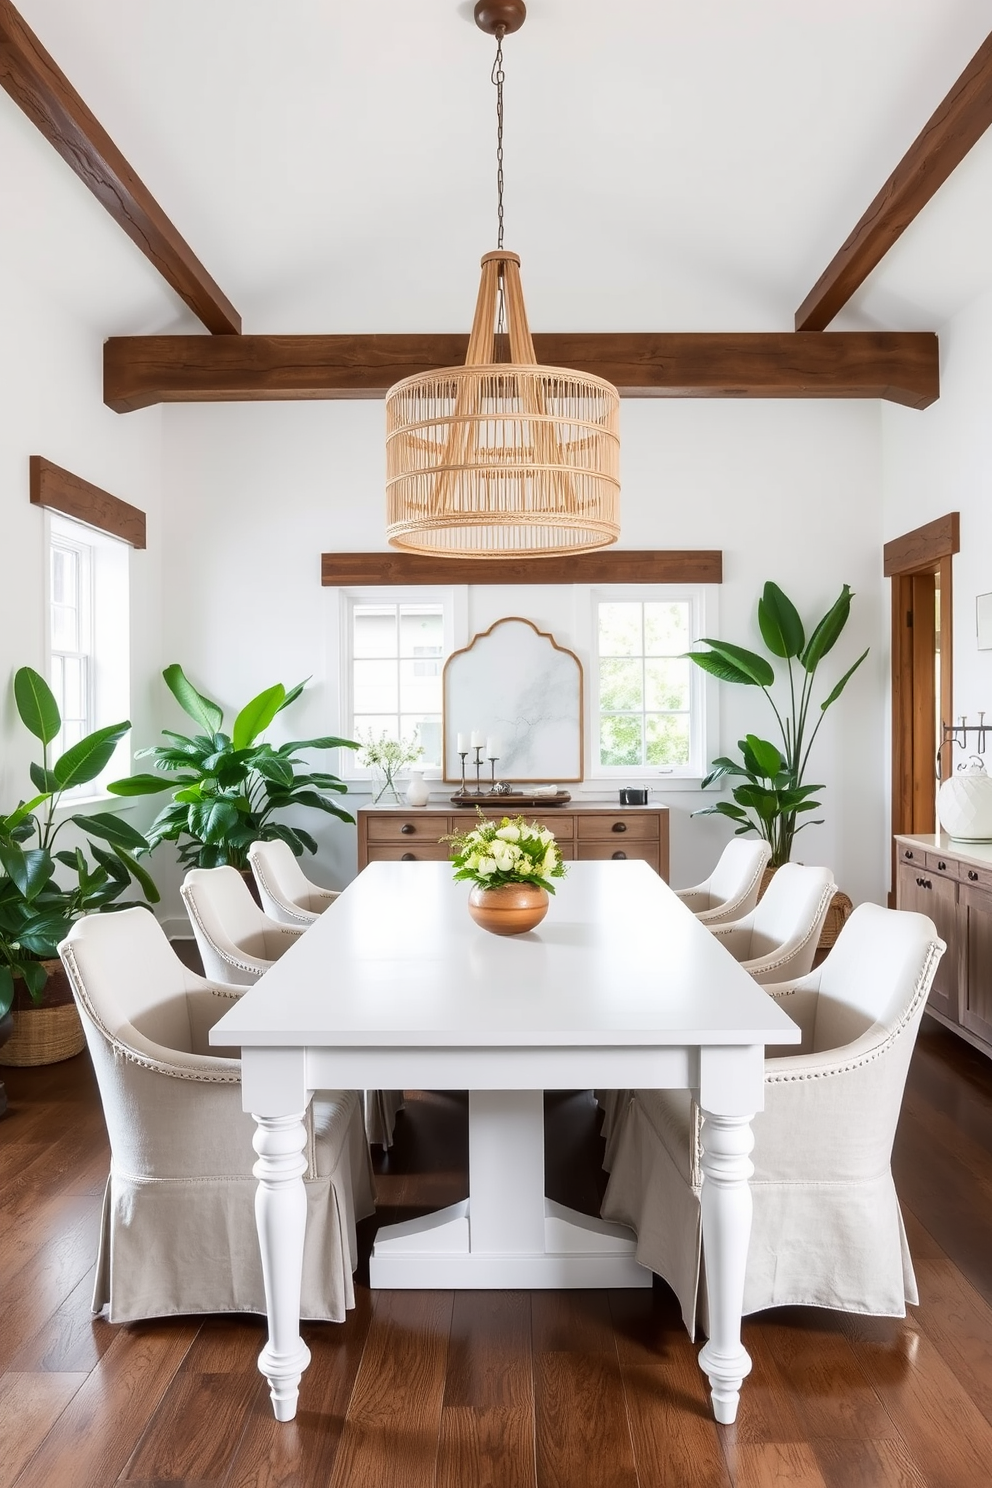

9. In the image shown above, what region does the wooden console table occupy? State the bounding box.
[357,800,670,880]
[894,832,992,1056]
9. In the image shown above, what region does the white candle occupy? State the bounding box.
[470,730,485,748]
[456,732,468,753]
[487,736,501,758]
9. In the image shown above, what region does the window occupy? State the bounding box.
[590,590,710,778]
[47,514,130,792]
[343,593,460,772]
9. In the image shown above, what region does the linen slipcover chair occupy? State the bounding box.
[707,860,836,984]
[59,906,376,1323]
[600,902,945,1338]
[183,864,405,1148]
[248,837,341,926]
[180,864,305,985]
[597,859,833,1161]
[674,839,772,926]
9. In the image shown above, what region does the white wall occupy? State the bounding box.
[0,94,168,874]
[882,289,992,745]
[159,394,886,918]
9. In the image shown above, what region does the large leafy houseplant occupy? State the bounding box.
[0,667,159,1019]
[109,665,358,870]
[687,582,868,867]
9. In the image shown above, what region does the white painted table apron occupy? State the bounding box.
[211,860,799,1426]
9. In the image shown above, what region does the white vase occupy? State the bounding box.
[405,770,430,808]
[937,756,992,841]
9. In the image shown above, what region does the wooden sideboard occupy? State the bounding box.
[895,832,992,1056]
[357,801,670,880]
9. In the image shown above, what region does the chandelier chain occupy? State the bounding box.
[491,27,506,251]
[491,26,507,342]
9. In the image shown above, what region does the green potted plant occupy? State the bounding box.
[0,666,159,1066]
[687,582,868,868]
[108,665,359,870]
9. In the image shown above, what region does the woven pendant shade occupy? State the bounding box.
[385,251,620,557]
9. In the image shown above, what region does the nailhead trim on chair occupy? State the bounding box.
[180,892,271,977]
[763,939,944,1084]
[60,945,242,1084]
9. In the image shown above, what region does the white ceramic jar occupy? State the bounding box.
[937,756,992,841]
[405,770,430,808]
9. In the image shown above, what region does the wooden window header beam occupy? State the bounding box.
[0,0,240,335]
[796,32,992,331]
[883,512,959,577]
[104,331,939,413]
[30,455,146,548]
[321,551,722,587]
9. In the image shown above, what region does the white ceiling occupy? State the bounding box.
[10,0,992,337]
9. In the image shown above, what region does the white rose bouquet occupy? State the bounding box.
[447,813,567,893]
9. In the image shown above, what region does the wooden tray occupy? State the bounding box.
[449,791,572,808]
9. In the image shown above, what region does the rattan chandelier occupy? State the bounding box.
[384,1,620,558]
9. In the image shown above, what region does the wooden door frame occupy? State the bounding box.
[884,512,959,902]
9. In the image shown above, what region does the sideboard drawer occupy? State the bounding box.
[959,859,992,893]
[366,842,452,862]
[576,813,659,842]
[577,841,660,867]
[366,814,449,842]
[924,850,960,879]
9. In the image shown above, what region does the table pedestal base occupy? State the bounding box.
[370,1196,651,1288]
[370,1088,650,1289]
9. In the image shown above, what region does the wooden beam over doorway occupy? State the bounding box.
[320,550,723,587]
[103,331,939,412]
[796,32,992,331]
[0,0,240,335]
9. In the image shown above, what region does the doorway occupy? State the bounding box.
[885,513,959,903]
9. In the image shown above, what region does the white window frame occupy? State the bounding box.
[577,584,719,788]
[332,586,467,781]
[46,512,130,799]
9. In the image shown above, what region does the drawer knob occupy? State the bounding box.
[905,850,914,860]
[401,852,416,861]
[969,869,979,881]
[611,821,628,833]
[612,850,628,860]
[938,860,947,871]
[401,823,414,834]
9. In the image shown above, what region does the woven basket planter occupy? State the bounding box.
[757,865,853,954]
[0,959,86,1067]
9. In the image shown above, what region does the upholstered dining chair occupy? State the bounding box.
[58,906,376,1323]
[248,838,340,926]
[674,839,772,926]
[180,864,305,984]
[707,861,836,984]
[601,902,944,1338]
[181,865,405,1148]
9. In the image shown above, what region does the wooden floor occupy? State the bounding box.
[2,1019,992,1487]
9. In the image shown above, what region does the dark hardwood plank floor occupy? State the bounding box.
[1,1017,992,1487]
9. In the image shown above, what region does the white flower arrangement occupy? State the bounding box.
[447,813,567,892]
[358,730,423,803]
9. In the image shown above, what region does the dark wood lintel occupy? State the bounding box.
[30,455,146,547]
[321,551,723,587]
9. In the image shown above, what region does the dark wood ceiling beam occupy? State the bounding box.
[796,31,992,331]
[321,550,723,587]
[0,0,240,335]
[103,331,939,413]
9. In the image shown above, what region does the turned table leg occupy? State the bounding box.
[697,1108,756,1425]
[252,1111,312,1421]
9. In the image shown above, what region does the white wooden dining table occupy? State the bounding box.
[210,858,800,1426]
